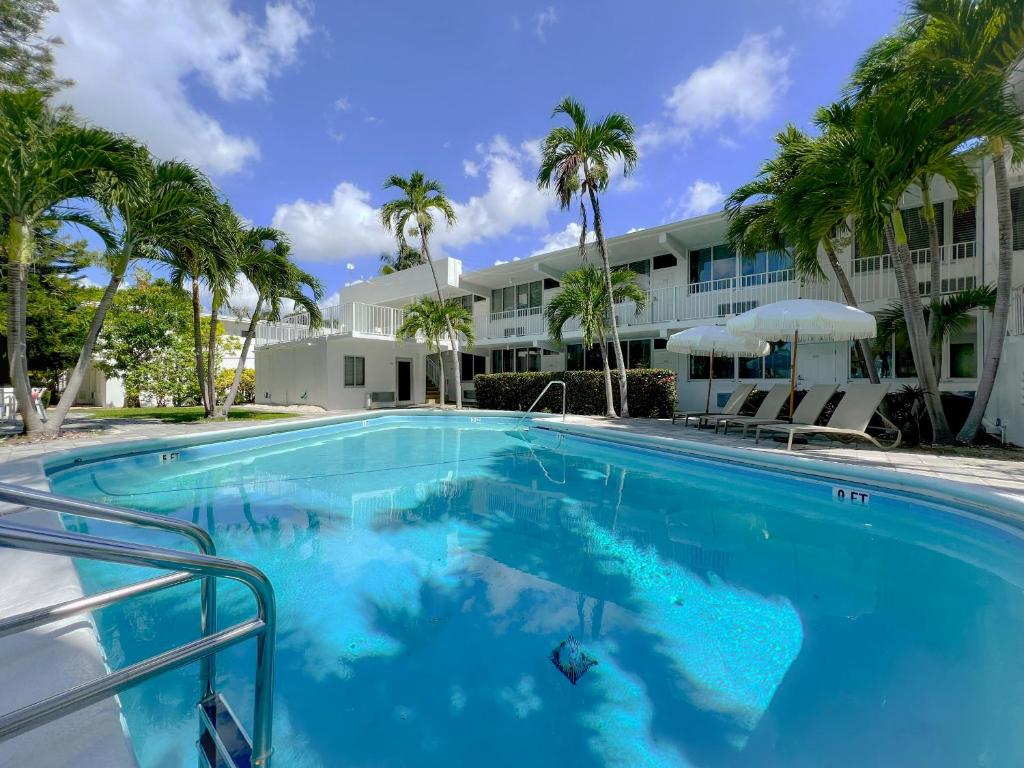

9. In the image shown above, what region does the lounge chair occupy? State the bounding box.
[702,383,790,433]
[714,384,838,436]
[756,383,901,450]
[672,384,755,427]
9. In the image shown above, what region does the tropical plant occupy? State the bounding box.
[544,264,647,417]
[847,0,1024,443]
[379,243,421,274]
[43,150,215,431]
[395,296,475,407]
[875,285,996,375]
[538,97,638,415]
[380,172,464,405]
[0,88,137,432]
[725,122,880,383]
[0,0,68,94]
[219,242,323,417]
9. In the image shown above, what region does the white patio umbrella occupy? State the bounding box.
[727,299,877,418]
[668,325,771,412]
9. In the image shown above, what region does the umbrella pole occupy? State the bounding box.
[705,346,714,414]
[788,330,799,420]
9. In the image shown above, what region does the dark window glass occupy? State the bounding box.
[566,344,584,371]
[953,203,976,246]
[654,337,668,350]
[630,259,651,275]
[587,343,604,371]
[628,339,651,369]
[900,203,944,253]
[543,278,560,290]
[461,353,485,381]
[653,253,677,270]
[491,289,503,313]
[894,336,916,378]
[1011,187,1024,251]
[690,247,713,284]
[738,355,763,379]
[344,356,365,386]
[503,286,515,312]
[529,281,542,308]
[764,341,791,379]
[689,355,734,380]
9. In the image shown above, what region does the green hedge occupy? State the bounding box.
[473,369,677,418]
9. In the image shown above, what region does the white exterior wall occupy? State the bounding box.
[74,365,125,408]
[256,336,428,410]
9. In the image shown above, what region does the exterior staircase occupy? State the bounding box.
[425,384,441,404]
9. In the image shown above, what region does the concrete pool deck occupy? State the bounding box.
[0,406,1021,767]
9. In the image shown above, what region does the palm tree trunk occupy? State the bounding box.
[921,180,943,372]
[5,219,43,433]
[823,241,879,384]
[599,331,616,417]
[191,277,210,414]
[418,232,462,407]
[885,216,952,443]
[438,348,446,408]
[207,295,220,417]
[586,187,628,417]
[221,297,262,417]
[959,150,1013,443]
[47,269,124,432]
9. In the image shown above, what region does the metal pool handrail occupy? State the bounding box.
[517,380,567,429]
[0,522,276,766]
[0,481,219,698]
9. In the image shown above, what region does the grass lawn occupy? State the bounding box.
[86,407,295,424]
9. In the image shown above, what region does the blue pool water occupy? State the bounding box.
[48,415,1024,767]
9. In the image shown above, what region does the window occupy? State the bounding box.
[900,203,944,253]
[566,343,584,371]
[516,347,541,372]
[1012,186,1024,251]
[461,353,486,381]
[740,248,793,284]
[492,281,543,313]
[689,244,735,286]
[952,203,977,250]
[627,339,651,369]
[763,341,792,379]
[453,295,475,311]
[491,349,513,373]
[948,316,978,379]
[344,356,365,387]
[543,278,560,290]
[654,337,668,350]
[653,253,677,270]
[491,348,539,372]
[689,355,734,380]
[894,336,916,379]
[738,355,765,379]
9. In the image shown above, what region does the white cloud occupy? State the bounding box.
[463,159,480,177]
[47,0,311,175]
[534,7,558,41]
[672,180,725,219]
[334,96,351,111]
[642,31,791,152]
[531,222,595,256]
[345,262,355,270]
[273,135,555,264]
[801,0,850,26]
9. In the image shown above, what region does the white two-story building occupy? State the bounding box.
[255,158,1024,443]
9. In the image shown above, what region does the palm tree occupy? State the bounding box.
[219,242,323,416]
[0,88,137,432]
[875,286,996,380]
[395,296,475,407]
[725,122,880,383]
[158,191,234,416]
[538,97,638,416]
[379,243,421,274]
[380,172,464,406]
[44,152,213,432]
[545,265,647,417]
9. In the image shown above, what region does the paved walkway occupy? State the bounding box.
[557,414,1024,501]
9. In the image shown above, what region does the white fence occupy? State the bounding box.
[255,301,406,347]
[486,306,545,340]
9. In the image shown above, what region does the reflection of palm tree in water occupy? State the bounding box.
[573,462,626,641]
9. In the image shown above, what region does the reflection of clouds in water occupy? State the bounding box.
[501,675,543,719]
[450,684,467,713]
[582,649,692,768]
[575,504,803,734]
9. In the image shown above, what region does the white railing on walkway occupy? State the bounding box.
[849,241,978,303]
[486,306,545,339]
[255,301,406,347]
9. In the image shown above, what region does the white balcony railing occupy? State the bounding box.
[1009,286,1024,337]
[850,242,978,303]
[256,301,407,347]
[486,306,545,339]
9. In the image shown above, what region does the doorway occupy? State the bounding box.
[396,358,413,403]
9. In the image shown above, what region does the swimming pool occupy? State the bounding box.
[47,414,1024,767]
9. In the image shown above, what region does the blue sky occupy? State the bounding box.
[48,0,906,306]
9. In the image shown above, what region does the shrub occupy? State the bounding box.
[215,368,256,404]
[473,369,677,418]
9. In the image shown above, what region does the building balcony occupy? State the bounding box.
[256,302,414,348]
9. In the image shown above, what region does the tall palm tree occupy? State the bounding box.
[538,97,638,416]
[45,152,213,432]
[0,88,137,432]
[380,172,464,405]
[545,265,647,417]
[219,242,323,416]
[847,0,1024,442]
[395,296,475,407]
[725,123,880,383]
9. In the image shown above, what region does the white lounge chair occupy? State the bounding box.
[672,384,755,427]
[702,383,790,433]
[715,384,838,436]
[756,383,901,450]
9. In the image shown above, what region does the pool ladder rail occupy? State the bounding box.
[516,380,567,430]
[0,482,277,768]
